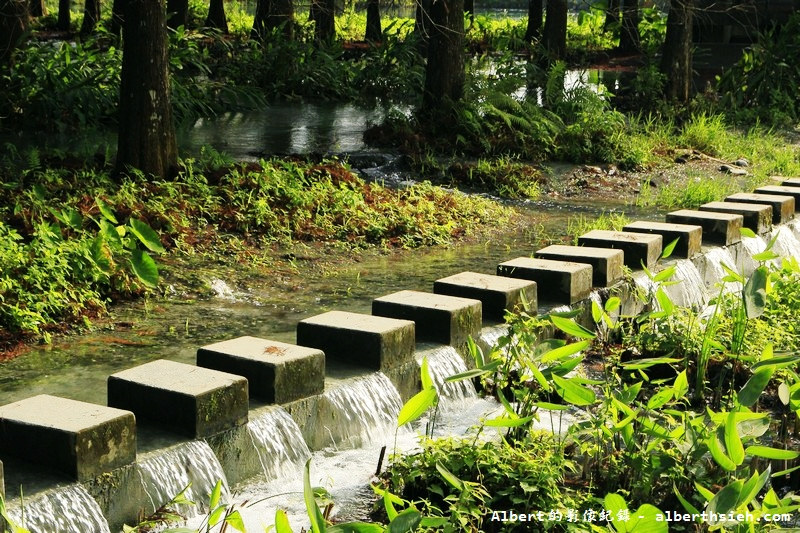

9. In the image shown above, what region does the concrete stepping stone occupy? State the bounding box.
[197,336,324,404]
[433,271,537,320]
[535,244,623,287]
[372,290,481,346]
[754,185,800,210]
[725,193,795,224]
[497,257,592,305]
[778,177,800,187]
[576,230,662,270]
[108,360,248,439]
[0,395,136,481]
[699,201,771,234]
[296,311,414,370]
[666,209,743,246]
[622,220,702,259]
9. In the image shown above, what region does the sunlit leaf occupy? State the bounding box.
[436,462,464,491]
[397,388,437,427]
[420,356,433,390]
[96,197,118,224]
[707,479,744,519]
[724,411,745,466]
[745,446,800,460]
[275,509,294,533]
[550,315,596,339]
[552,374,596,406]
[129,217,166,253]
[130,249,158,288]
[661,238,679,259]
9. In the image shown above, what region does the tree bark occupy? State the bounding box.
[618,0,640,54]
[365,0,381,41]
[80,0,100,34]
[57,0,70,30]
[1,0,28,64]
[422,0,465,111]
[542,0,567,60]
[661,0,692,101]
[166,0,187,29]
[109,0,124,36]
[309,0,335,44]
[28,0,44,17]
[117,0,178,178]
[524,0,542,42]
[205,0,227,32]
[253,0,294,39]
[604,0,619,31]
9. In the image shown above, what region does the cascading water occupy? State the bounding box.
[478,325,508,353]
[318,373,403,448]
[247,408,311,481]
[6,484,111,533]
[423,346,477,403]
[703,247,741,293]
[741,235,768,275]
[666,259,709,308]
[771,227,800,260]
[138,440,229,516]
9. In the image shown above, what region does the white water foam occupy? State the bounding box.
[703,247,741,294]
[423,345,477,404]
[248,408,311,481]
[6,484,111,533]
[771,227,800,261]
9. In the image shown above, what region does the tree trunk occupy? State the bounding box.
[414,0,431,45]
[166,0,187,29]
[109,0,124,36]
[28,0,44,17]
[422,0,465,111]
[310,0,335,44]
[524,0,542,42]
[1,0,28,64]
[365,0,381,42]
[117,0,178,178]
[253,0,294,39]
[205,0,227,32]
[57,0,70,30]
[80,0,100,34]
[542,0,567,60]
[661,0,692,102]
[604,0,619,31]
[618,0,640,54]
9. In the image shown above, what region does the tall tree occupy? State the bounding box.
[117,0,178,178]
[524,0,543,42]
[205,0,227,32]
[365,0,381,42]
[80,0,100,34]
[166,0,187,29]
[57,0,70,30]
[618,0,640,54]
[29,0,44,17]
[309,0,335,44]
[542,0,567,59]
[604,0,619,32]
[1,0,28,64]
[422,0,465,111]
[661,0,693,101]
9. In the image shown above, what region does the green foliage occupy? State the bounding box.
[445,157,543,199]
[567,211,630,244]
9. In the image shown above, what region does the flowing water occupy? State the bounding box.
[6,484,111,533]
[423,345,478,403]
[703,247,742,293]
[247,408,312,481]
[666,259,709,308]
[771,225,800,260]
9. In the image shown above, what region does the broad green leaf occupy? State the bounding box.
[744,266,768,318]
[629,504,667,533]
[275,509,295,533]
[737,468,770,509]
[436,462,464,491]
[96,197,118,224]
[707,479,744,519]
[550,315,596,339]
[615,382,643,404]
[752,250,779,262]
[655,287,674,315]
[745,446,800,460]
[224,510,246,532]
[484,415,533,427]
[328,523,384,533]
[772,465,800,477]
[383,490,398,520]
[605,296,621,313]
[724,411,745,466]
[303,459,326,533]
[647,388,674,410]
[129,217,166,253]
[552,374,596,406]
[694,482,714,502]
[737,367,774,407]
[708,428,737,471]
[653,265,676,283]
[445,368,491,382]
[419,517,448,528]
[613,412,637,431]
[466,336,484,368]
[420,356,433,390]
[674,486,700,516]
[541,340,590,363]
[99,219,121,245]
[130,249,159,288]
[208,505,226,527]
[591,299,603,323]
[740,227,757,239]
[397,388,437,427]
[673,370,689,399]
[778,382,791,405]
[209,480,223,509]
[90,235,111,273]
[388,509,422,533]
[621,357,681,370]
[751,354,800,370]
[534,402,569,411]
[661,237,679,259]
[604,493,629,531]
[721,262,744,283]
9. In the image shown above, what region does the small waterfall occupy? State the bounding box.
[666,259,709,308]
[138,440,229,516]
[741,235,768,275]
[424,346,477,403]
[247,408,311,481]
[478,325,507,353]
[6,484,111,533]
[702,247,741,293]
[771,227,800,261]
[319,373,403,448]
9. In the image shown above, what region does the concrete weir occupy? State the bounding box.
[1,177,800,531]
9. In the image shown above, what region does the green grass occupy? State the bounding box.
[567,211,630,244]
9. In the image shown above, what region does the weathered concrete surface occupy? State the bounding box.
[725,193,795,224]
[297,311,415,370]
[372,290,481,347]
[108,360,248,439]
[535,245,623,287]
[778,177,800,187]
[0,395,136,481]
[754,185,800,211]
[666,209,743,245]
[497,257,592,304]
[699,201,772,234]
[623,220,703,259]
[198,336,324,404]
[433,271,536,320]
[577,230,663,269]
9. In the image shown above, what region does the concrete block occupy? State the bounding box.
[725,193,795,224]
[372,290,481,346]
[754,185,800,211]
[0,395,136,481]
[108,360,248,439]
[433,271,537,320]
[197,337,324,404]
[623,220,703,259]
[666,209,743,245]
[699,201,771,234]
[497,257,592,305]
[535,244,623,287]
[778,177,800,187]
[297,311,414,370]
[577,230,663,270]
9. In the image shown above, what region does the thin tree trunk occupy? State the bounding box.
[253,0,294,38]
[365,0,381,41]
[28,0,44,17]
[117,0,178,178]
[310,0,334,44]
[1,0,28,64]
[166,0,187,29]
[205,0,228,32]
[422,0,465,111]
[57,0,70,30]
[109,0,124,36]
[542,0,567,60]
[524,0,542,42]
[618,0,640,54]
[604,0,619,31]
[661,0,692,101]
[80,0,100,34]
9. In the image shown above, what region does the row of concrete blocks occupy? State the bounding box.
[1,178,799,488]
